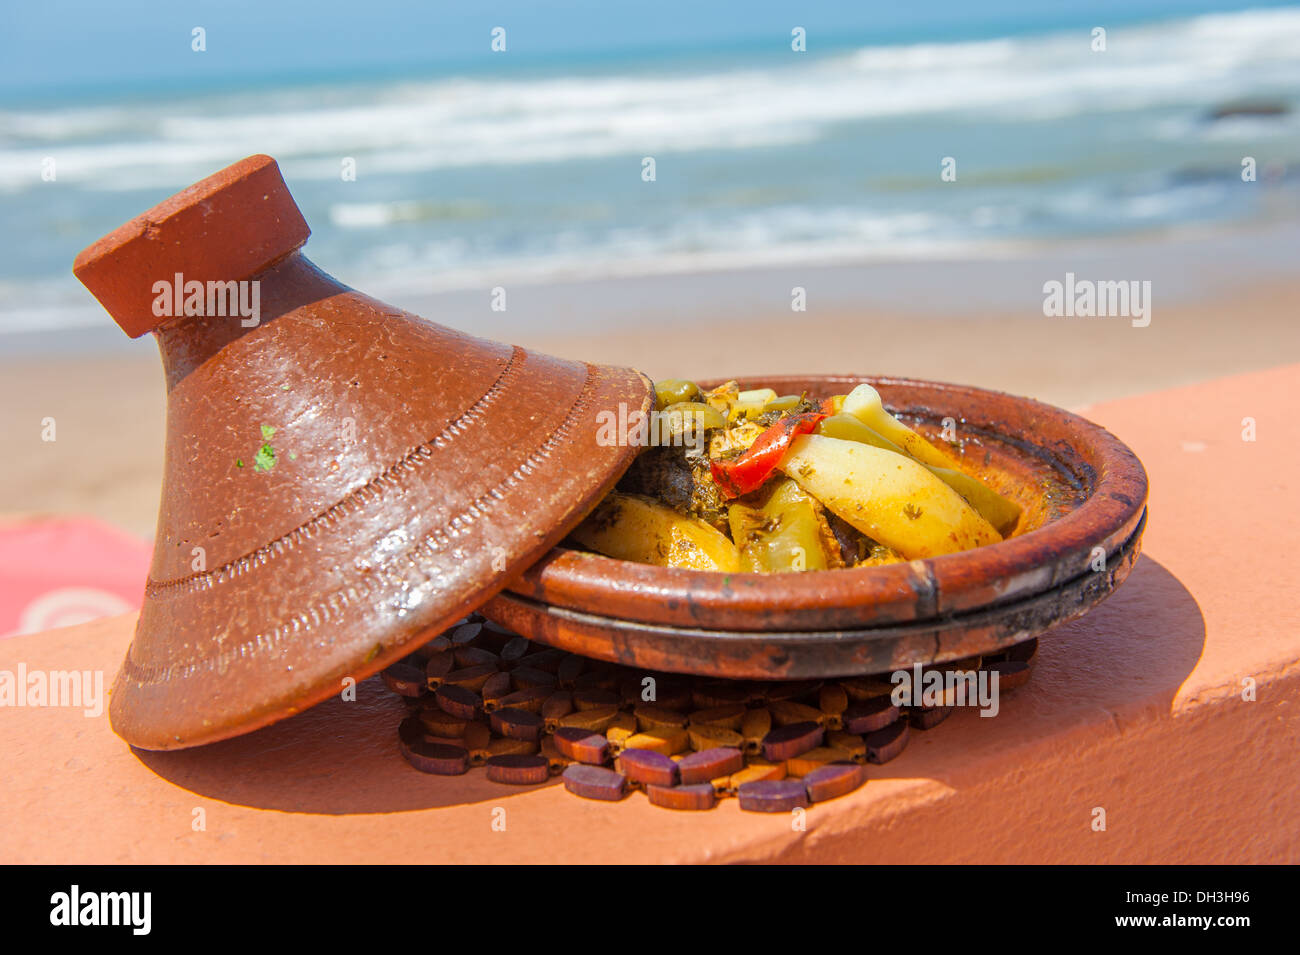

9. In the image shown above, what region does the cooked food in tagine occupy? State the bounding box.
[571,379,1023,572]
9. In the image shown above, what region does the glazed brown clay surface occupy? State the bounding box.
[485,510,1141,677]
[72,156,652,750]
[488,374,1148,677]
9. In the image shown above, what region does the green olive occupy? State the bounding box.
[659,401,727,442]
[654,378,701,410]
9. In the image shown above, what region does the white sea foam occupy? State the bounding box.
[0,205,992,335]
[2,8,1297,193]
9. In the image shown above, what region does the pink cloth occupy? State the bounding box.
[0,517,150,637]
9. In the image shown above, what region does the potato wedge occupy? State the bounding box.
[571,492,740,571]
[737,387,778,405]
[727,479,838,573]
[779,435,1001,559]
[924,465,1021,537]
[817,412,906,454]
[817,413,1021,536]
[764,394,804,413]
[841,383,961,470]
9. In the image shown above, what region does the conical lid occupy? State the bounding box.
[73,155,651,750]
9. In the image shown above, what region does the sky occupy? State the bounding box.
[3,0,1295,100]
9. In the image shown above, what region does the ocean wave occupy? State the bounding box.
[2,8,1298,193]
[0,204,994,335]
[328,199,494,228]
[1,179,1288,338]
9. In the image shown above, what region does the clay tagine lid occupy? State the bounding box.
[73,155,651,750]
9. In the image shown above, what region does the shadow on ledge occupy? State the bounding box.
[133,554,1203,815]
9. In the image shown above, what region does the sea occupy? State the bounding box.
[1,4,1298,342]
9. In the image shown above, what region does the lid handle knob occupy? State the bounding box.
[72,154,310,338]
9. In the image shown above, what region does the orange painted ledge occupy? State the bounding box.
[2,364,1297,864]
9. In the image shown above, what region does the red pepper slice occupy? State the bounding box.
[710,411,826,499]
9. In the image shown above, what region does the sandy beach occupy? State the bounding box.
[2,242,1296,541]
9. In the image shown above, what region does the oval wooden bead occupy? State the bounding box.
[397,715,427,748]
[449,622,483,647]
[737,779,808,812]
[768,700,827,727]
[864,720,910,764]
[480,670,514,711]
[634,704,689,731]
[622,727,689,757]
[381,662,427,697]
[740,708,772,753]
[486,737,539,757]
[434,683,482,721]
[498,636,531,667]
[462,721,493,765]
[826,730,868,762]
[604,712,639,752]
[728,761,787,790]
[688,724,744,752]
[818,684,849,726]
[646,783,717,811]
[556,705,621,733]
[761,721,824,761]
[617,748,679,787]
[787,746,855,778]
[842,696,900,735]
[541,690,575,731]
[687,704,746,731]
[538,735,570,773]
[553,726,610,764]
[417,705,468,738]
[441,664,498,693]
[677,747,745,785]
[412,633,450,660]
[803,763,866,803]
[486,754,551,785]
[453,646,499,669]
[562,764,628,801]
[490,707,544,741]
[403,739,469,776]
[423,651,455,688]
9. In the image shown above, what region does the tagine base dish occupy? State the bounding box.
[493,375,1149,678]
